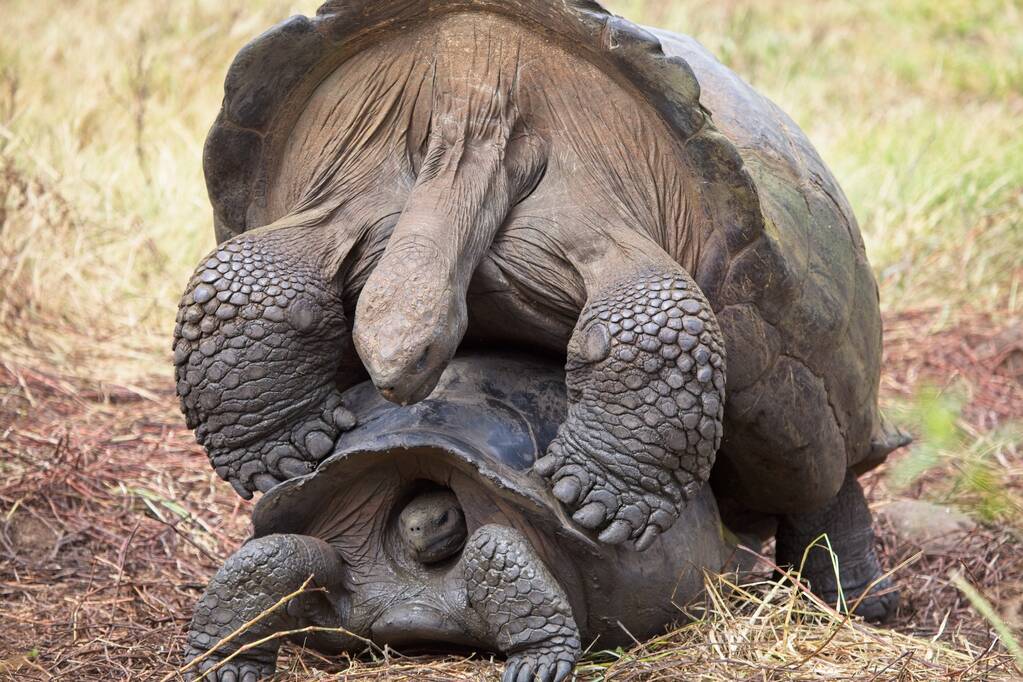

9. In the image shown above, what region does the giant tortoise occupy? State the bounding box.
[174,1,909,676]
[182,352,730,681]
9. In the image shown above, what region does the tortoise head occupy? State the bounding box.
[348,12,547,406]
[398,489,468,564]
[353,242,468,405]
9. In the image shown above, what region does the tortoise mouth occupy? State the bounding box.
[414,530,467,564]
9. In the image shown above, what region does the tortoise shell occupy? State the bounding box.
[209,0,903,518]
[252,352,728,644]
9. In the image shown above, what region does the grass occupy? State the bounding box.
[884,387,1022,526]
[612,0,1023,314]
[0,1,319,382]
[1,0,1022,679]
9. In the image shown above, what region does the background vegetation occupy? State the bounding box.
[1,0,1020,679]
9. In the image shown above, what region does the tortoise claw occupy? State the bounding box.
[598,519,632,544]
[251,473,282,493]
[503,658,523,682]
[552,476,583,504]
[634,525,661,551]
[533,454,559,477]
[572,502,608,529]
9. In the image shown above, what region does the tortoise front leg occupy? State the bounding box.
[174,225,358,497]
[535,266,726,549]
[463,525,581,682]
[183,534,351,682]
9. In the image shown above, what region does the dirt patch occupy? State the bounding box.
[0,363,250,680]
[883,308,1023,429]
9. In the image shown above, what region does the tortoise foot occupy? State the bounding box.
[535,418,683,550]
[536,269,725,549]
[504,644,576,682]
[777,470,899,622]
[843,575,899,622]
[796,563,899,623]
[222,388,356,496]
[182,651,274,682]
[174,228,357,498]
[463,525,581,681]
[184,534,350,680]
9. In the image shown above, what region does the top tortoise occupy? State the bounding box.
[175,0,907,616]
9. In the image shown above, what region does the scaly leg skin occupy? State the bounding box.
[183,534,350,682]
[463,525,581,682]
[174,227,357,498]
[535,269,726,549]
[776,470,899,622]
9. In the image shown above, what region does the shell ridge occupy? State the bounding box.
[205,0,768,278]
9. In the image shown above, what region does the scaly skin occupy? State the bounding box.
[535,269,726,550]
[183,534,352,681]
[776,470,899,621]
[463,525,581,682]
[174,227,356,497]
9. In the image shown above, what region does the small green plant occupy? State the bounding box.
[887,386,1022,526]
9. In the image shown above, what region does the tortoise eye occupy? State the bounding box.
[414,344,433,373]
[439,511,450,525]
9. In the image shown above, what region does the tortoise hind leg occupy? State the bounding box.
[463,525,581,682]
[775,470,899,622]
[184,534,351,681]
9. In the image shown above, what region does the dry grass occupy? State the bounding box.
[0,0,320,383]
[1,0,1022,680]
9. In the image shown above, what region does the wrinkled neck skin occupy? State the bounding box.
[263,11,700,407]
[353,28,547,404]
